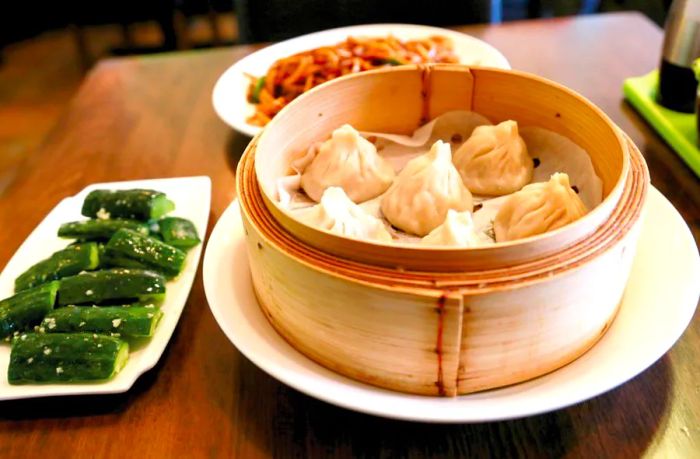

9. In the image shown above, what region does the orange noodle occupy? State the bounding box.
[246,35,458,126]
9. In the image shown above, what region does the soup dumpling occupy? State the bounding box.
[494,173,587,242]
[453,120,533,196]
[419,210,481,247]
[301,124,395,203]
[298,187,392,243]
[381,140,473,236]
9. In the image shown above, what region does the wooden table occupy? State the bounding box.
[1,12,698,458]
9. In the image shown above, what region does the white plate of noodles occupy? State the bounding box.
[212,24,511,137]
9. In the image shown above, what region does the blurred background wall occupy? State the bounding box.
[0,0,670,63]
[0,0,670,191]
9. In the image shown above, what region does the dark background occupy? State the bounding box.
[0,0,670,49]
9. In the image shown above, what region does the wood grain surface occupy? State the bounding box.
[0,12,698,458]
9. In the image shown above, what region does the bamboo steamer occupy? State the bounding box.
[237,137,648,396]
[236,66,649,396]
[253,65,630,271]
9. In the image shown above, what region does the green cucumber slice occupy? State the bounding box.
[106,229,186,277]
[0,282,59,339]
[81,189,175,221]
[58,268,166,305]
[158,217,200,250]
[8,333,128,384]
[14,243,100,292]
[42,306,163,338]
[58,219,148,240]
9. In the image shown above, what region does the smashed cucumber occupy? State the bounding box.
[0,282,59,339]
[58,219,148,240]
[42,306,163,338]
[100,251,150,270]
[157,217,200,250]
[93,242,149,270]
[14,243,100,292]
[8,333,128,384]
[106,229,186,277]
[81,189,175,221]
[58,268,166,305]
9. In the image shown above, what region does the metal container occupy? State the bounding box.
[658,0,700,112]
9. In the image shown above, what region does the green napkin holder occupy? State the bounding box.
[623,70,700,178]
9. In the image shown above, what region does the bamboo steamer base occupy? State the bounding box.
[236,134,648,397]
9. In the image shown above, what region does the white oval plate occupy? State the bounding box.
[0,176,211,400]
[212,24,511,137]
[203,187,699,423]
